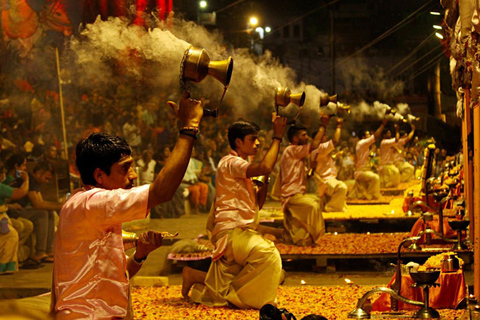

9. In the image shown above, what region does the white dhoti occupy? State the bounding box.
[350,170,381,200]
[283,193,324,246]
[395,161,414,182]
[379,164,400,188]
[191,228,282,309]
[314,174,347,212]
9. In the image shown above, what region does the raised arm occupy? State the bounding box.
[405,124,415,143]
[394,123,400,142]
[148,92,204,209]
[332,118,343,146]
[309,114,330,152]
[373,117,388,141]
[246,115,288,178]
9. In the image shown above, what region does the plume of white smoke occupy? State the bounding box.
[61,16,409,127]
[62,16,334,121]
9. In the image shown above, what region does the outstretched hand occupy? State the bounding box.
[167,92,204,128]
[134,231,163,260]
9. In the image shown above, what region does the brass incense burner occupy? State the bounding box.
[180,46,234,117]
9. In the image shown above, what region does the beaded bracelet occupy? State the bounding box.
[272,137,282,142]
[179,126,199,133]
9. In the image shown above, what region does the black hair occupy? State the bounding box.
[359,129,369,139]
[33,161,54,174]
[227,120,260,150]
[383,128,392,138]
[31,144,44,158]
[76,132,132,186]
[287,124,307,142]
[4,152,26,172]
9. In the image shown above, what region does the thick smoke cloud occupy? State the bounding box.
[8,14,408,126]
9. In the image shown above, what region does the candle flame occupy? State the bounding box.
[345,278,353,284]
[301,280,306,285]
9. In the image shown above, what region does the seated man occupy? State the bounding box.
[8,160,62,263]
[182,115,287,309]
[350,118,387,200]
[279,115,330,246]
[378,124,400,188]
[311,118,347,212]
[51,93,204,319]
[0,160,29,274]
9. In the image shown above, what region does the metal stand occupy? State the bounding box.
[412,283,440,319]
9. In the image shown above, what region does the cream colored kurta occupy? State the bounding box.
[379,138,400,187]
[352,135,381,199]
[394,138,414,182]
[311,140,347,212]
[192,151,282,309]
[52,184,149,319]
[280,144,324,246]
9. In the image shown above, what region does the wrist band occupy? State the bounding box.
[180,126,199,133]
[272,137,282,142]
[180,130,197,140]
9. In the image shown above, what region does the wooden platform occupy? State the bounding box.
[346,199,391,205]
[259,196,419,233]
[380,187,406,196]
[167,233,473,266]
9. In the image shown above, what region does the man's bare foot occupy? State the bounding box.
[181,266,207,300]
[182,267,195,299]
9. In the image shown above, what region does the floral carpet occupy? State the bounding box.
[131,285,465,319]
[167,232,411,261]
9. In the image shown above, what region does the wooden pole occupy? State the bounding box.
[433,61,443,121]
[55,47,69,162]
[473,97,480,299]
[464,89,474,241]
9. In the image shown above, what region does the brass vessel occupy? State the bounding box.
[181,46,233,86]
[275,86,305,107]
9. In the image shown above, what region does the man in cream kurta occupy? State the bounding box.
[394,123,415,182]
[52,93,204,319]
[378,124,400,188]
[310,118,346,212]
[183,116,287,309]
[279,116,330,246]
[350,118,388,200]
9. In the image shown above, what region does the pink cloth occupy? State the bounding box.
[212,151,254,237]
[280,144,310,199]
[379,138,396,165]
[355,135,375,175]
[393,137,407,163]
[211,151,254,260]
[52,184,150,319]
[311,140,336,180]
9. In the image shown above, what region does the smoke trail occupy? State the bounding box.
[62,17,334,122]
[57,16,409,128]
